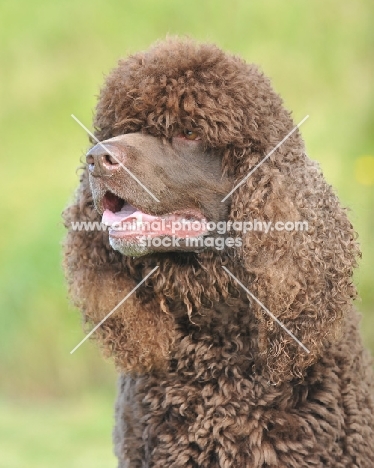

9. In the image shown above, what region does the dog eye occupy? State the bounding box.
[183,129,200,140]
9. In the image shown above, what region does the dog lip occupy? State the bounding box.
[102,191,126,213]
[99,191,208,239]
[95,189,142,216]
[104,206,208,230]
[97,190,207,222]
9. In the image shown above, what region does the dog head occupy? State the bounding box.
[64,38,359,383]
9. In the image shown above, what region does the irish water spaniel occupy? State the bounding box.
[63,38,374,467]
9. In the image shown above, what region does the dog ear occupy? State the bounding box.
[227,144,359,384]
[62,168,175,373]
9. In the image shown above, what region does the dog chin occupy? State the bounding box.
[108,233,207,256]
[109,236,154,257]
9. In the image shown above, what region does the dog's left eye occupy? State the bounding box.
[183,129,200,140]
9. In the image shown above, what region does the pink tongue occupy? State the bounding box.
[102,204,158,226]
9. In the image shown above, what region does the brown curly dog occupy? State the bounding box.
[63,38,374,467]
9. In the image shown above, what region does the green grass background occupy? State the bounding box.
[1,0,373,466]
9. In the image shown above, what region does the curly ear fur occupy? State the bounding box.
[63,37,359,383]
[226,140,359,383]
[62,169,176,373]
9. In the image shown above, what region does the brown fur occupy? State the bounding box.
[63,38,374,466]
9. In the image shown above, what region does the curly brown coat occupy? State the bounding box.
[63,38,374,467]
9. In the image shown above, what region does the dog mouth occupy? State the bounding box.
[101,191,208,239]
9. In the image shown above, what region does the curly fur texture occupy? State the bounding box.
[63,38,374,466]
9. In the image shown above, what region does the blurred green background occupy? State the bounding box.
[1,0,373,466]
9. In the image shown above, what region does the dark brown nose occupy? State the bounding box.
[86,143,121,177]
